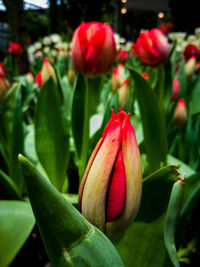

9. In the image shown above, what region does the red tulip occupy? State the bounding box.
[173,98,187,127]
[35,72,43,88]
[111,64,125,92]
[118,79,130,110]
[132,29,170,66]
[118,50,128,64]
[141,72,149,80]
[78,109,142,236]
[183,44,199,60]
[0,74,9,102]
[171,79,180,102]
[0,64,6,77]
[71,22,116,77]
[35,58,57,88]
[8,42,22,58]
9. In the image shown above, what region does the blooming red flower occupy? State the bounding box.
[132,29,170,66]
[183,44,199,60]
[8,42,22,58]
[0,64,6,77]
[71,22,116,77]
[118,50,128,64]
[35,72,43,88]
[78,109,142,236]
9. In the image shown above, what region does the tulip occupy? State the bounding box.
[111,64,125,93]
[118,50,128,64]
[0,74,9,102]
[71,22,116,77]
[141,72,149,80]
[183,44,199,60]
[8,42,22,58]
[35,72,43,88]
[132,28,170,66]
[26,72,35,85]
[68,67,75,86]
[184,56,196,76]
[35,58,57,88]
[118,79,130,110]
[78,109,142,236]
[0,64,6,77]
[171,79,180,102]
[173,98,187,127]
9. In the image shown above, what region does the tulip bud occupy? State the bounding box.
[132,28,170,66]
[35,58,57,88]
[26,72,35,85]
[0,74,9,102]
[0,64,6,77]
[35,72,43,88]
[183,44,199,60]
[173,98,187,127]
[71,22,116,77]
[111,64,125,93]
[118,50,128,64]
[8,42,22,58]
[171,79,180,102]
[41,58,57,85]
[184,56,196,76]
[118,79,130,110]
[78,109,142,237]
[141,72,149,80]
[68,67,75,86]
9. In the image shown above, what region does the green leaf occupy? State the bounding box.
[128,67,168,171]
[164,178,185,267]
[18,155,124,267]
[0,169,21,199]
[35,78,69,191]
[0,201,35,267]
[190,75,200,115]
[114,165,178,267]
[177,60,187,99]
[71,75,89,175]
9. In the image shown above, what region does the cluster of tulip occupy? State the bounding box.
[0,21,200,267]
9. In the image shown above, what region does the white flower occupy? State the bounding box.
[43,37,52,46]
[50,34,61,43]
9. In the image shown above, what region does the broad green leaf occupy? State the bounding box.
[129,67,168,171]
[164,178,185,267]
[4,84,24,193]
[18,155,124,267]
[0,201,35,267]
[35,78,69,191]
[190,75,200,115]
[114,165,178,267]
[0,169,21,199]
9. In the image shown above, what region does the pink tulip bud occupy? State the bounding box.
[78,109,142,236]
[118,79,130,110]
[8,42,22,58]
[184,56,196,76]
[0,74,9,102]
[173,98,187,127]
[141,72,149,80]
[118,50,128,64]
[71,22,116,77]
[171,79,180,102]
[68,67,75,86]
[35,58,57,88]
[132,28,170,66]
[26,72,34,85]
[111,64,125,93]
[0,64,6,77]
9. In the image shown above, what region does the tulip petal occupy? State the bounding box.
[106,149,126,222]
[106,112,142,236]
[81,119,122,232]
